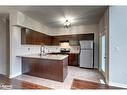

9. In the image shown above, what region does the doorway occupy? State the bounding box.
[99,32,106,81]
[101,33,106,73]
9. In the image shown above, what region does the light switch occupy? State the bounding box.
[115,46,119,51]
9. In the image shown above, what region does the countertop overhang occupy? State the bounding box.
[17,53,68,60]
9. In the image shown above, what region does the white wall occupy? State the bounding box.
[109,6,127,86]
[11,11,52,35]
[9,26,43,77]
[0,18,9,75]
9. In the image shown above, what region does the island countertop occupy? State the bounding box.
[20,53,68,82]
[17,53,68,60]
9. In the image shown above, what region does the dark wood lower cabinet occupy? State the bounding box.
[68,54,79,66]
[22,57,68,82]
[48,53,79,66]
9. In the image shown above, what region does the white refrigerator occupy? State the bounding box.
[79,40,94,68]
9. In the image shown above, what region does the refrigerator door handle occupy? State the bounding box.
[90,41,93,49]
[79,41,81,54]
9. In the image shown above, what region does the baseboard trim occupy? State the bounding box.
[9,72,21,78]
[109,82,127,88]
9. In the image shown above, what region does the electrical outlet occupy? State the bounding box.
[28,48,30,51]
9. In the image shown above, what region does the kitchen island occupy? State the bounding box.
[18,54,68,82]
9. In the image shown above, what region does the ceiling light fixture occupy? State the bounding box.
[64,20,71,29]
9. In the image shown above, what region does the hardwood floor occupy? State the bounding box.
[0,74,51,89]
[0,74,124,89]
[71,79,123,89]
[15,66,105,89]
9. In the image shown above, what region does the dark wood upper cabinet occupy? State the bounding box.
[51,34,94,45]
[21,28,94,45]
[21,28,51,45]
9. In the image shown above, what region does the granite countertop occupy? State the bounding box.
[49,52,80,54]
[17,53,68,60]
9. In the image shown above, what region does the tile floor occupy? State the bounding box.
[15,66,105,89]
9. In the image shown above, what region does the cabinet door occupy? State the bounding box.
[24,29,34,44]
[68,54,79,66]
[51,38,60,45]
[44,36,52,45]
[21,28,52,45]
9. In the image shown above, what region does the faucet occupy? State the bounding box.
[40,43,45,56]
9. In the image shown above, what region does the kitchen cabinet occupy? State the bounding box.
[22,57,68,82]
[51,37,60,45]
[48,52,79,66]
[51,36,69,45]
[68,53,79,66]
[21,28,51,45]
[52,34,94,45]
[21,27,94,45]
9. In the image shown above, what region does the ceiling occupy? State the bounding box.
[12,6,107,28]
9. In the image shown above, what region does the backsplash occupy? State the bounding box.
[18,45,80,55]
[45,46,80,53]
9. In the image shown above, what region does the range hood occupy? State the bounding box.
[69,40,80,46]
[60,41,70,48]
[60,40,80,46]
